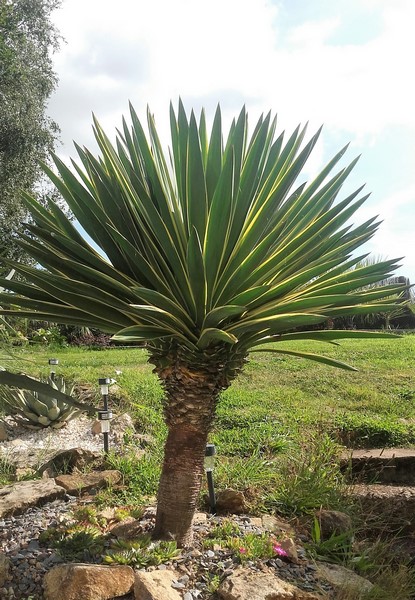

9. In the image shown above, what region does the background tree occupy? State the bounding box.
[0,0,61,267]
[0,102,405,545]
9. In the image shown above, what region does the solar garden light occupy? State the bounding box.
[98,377,113,454]
[205,443,216,514]
[48,358,59,382]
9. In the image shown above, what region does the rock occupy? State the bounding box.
[97,506,119,521]
[2,444,102,472]
[134,570,183,600]
[111,413,135,442]
[54,469,122,495]
[316,562,373,594]
[0,553,10,587]
[135,433,156,447]
[218,567,321,599]
[91,420,102,435]
[37,447,102,476]
[216,489,247,514]
[314,510,352,539]
[278,537,298,563]
[261,515,294,535]
[193,512,208,524]
[0,421,8,441]
[0,479,66,517]
[43,563,134,600]
[109,518,143,540]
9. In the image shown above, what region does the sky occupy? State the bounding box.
[48,0,415,283]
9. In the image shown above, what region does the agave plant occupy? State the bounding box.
[0,374,84,428]
[0,101,404,544]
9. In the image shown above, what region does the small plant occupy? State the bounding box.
[71,505,107,528]
[103,536,179,567]
[30,326,67,347]
[39,521,106,561]
[306,517,354,564]
[0,374,84,428]
[49,525,106,561]
[206,574,221,594]
[204,521,288,564]
[0,451,15,485]
[228,533,288,564]
[209,519,241,539]
[113,506,145,521]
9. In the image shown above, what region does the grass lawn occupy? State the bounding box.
[2,334,415,511]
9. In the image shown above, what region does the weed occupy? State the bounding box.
[306,517,354,564]
[208,519,241,539]
[265,432,347,515]
[206,574,221,593]
[103,447,161,504]
[0,451,15,484]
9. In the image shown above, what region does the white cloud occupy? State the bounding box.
[47,0,415,282]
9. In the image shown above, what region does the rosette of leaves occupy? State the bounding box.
[103,536,179,567]
[0,374,84,428]
[52,525,105,561]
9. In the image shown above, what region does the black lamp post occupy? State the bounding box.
[48,358,59,382]
[98,377,113,455]
[205,443,216,514]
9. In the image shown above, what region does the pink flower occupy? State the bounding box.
[273,544,288,557]
[239,547,247,554]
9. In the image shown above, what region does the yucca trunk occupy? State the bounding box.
[150,345,245,546]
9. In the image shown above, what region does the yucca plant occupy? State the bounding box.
[0,373,84,428]
[0,101,405,544]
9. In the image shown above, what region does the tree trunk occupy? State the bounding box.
[152,422,209,546]
[149,343,247,547]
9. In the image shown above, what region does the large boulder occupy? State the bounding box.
[38,447,102,477]
[43,563,134,600]
[134,570,183,600]
[316,562,373,594]
[218,567,322,599]
[0,479,66,517]
[54,470,122,496]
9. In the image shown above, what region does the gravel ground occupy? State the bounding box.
[0,501,334,600]
[0,418,334,599]
[0,415,116,457]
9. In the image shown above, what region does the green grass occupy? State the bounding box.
[2,335,415,507]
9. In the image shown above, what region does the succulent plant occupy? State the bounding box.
[0,374,84,429]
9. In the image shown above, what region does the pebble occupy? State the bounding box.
[171,581,185,589]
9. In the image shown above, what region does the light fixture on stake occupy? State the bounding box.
[48,358,59,382]
[205,443,216,514]
[98,377,113,455]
